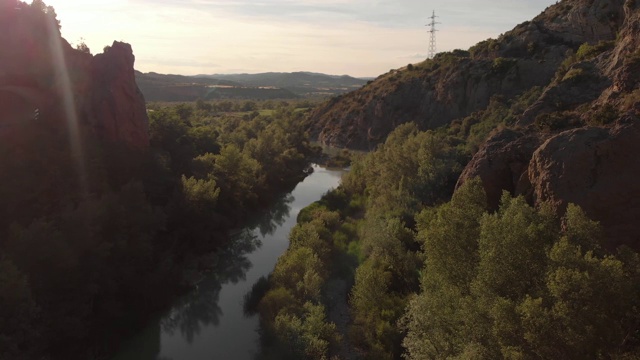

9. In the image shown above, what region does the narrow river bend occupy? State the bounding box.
[113,165,344,360]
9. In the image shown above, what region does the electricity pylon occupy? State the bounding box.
[427,10,440,59]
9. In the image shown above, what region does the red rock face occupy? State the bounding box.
[0,4,148,148]
[456,129,545,210]
[457,117,640,250]
[90,42,149,147]
[529,117,640,249]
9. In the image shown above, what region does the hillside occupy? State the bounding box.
[310,0,626,150]
[135,71,299,102]
[136,71,367,102]
[456,0,640,250]
[202,72,368,96]
[307,0,640,250]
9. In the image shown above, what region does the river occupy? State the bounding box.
[113,165,344,360]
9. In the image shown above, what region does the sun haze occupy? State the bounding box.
[45,0,557,77]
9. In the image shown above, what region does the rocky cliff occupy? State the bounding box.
[309,0,627,150]
[90,42,149,147]
[309,0,640,247]
[456,0,640,248]
[0,1,148,148]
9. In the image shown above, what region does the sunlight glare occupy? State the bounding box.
[45,12,88,198]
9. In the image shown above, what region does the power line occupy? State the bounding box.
[427,10,440,59]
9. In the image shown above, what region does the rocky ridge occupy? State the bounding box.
[310,0,627,150]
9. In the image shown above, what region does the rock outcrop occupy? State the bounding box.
[0,2,148,148]
[456,129,545,209]
[91,42,149,147]
[529,116,640,248]
[458,115,640,249]
[310,56,556,150]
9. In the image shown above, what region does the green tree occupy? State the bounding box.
[515,205,640,359]
[418,178,487,290]
[273,302,339,360]
[350,257,405,359]
[180,175,220,213]
[473,194,557,300]
[211,144,259,216]
[272,247,325,303]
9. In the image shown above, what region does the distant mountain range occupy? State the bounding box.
[135,71,368,102]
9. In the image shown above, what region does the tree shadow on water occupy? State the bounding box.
[117,190,296,358]
[161,229,262,343]
[252,193,294,237]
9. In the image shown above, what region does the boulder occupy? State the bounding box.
[456,129,544,209]
[529,116,640,248]
[458,116,640,249]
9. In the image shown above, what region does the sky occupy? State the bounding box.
[44,0,558,78]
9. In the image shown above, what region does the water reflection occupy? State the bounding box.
[161,230,261,343]
[254,193,293,237]
[113,190,295,360]
[161,191,295,341]
[113,166,344,360]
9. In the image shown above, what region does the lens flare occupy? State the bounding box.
[45,14,88,198]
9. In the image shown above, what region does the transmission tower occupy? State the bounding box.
[427,10,440,59]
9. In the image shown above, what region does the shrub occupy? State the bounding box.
[75,41,90,54]
[451,49,470,58]
[561,66,597,84]
[470,38,499,58]
[576,40,615,61]
[492,57,517,74]
[534,112,571,132]
[589,103,619,126]
[622,89,640,110]
[562,68,585,82]
[627,48,640,66]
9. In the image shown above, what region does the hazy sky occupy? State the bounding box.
[45,0,557,77]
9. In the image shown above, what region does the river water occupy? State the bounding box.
[113,165,344,360]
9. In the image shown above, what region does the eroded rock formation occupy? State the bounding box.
[458,116,640,249]
[529,116,640,248]
[0,2,148,148]
[456,129,545,209]
[91,42,149,147]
